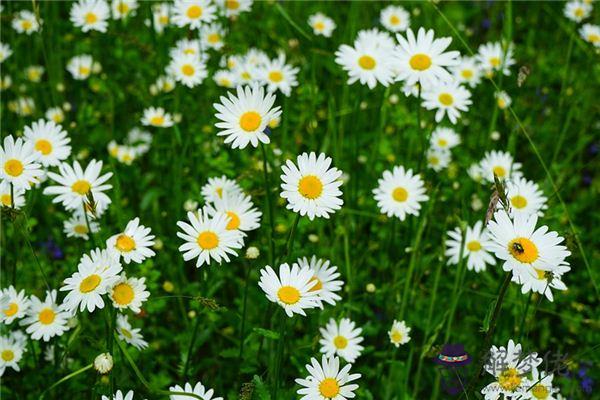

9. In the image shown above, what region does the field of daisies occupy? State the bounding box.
[1,0,599,399]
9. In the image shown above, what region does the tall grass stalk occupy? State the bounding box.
[260,143,275,266]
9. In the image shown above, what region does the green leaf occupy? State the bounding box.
[252,375,271,400]
[252,327,280,340]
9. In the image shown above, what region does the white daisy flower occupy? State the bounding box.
[476,41,515,77]
[151,3,171,34]
[388,319,411,347]
[380,5,410,32]
[0,42,13,63]
[44,159,113,211]
[430,126,461,151]
[296,256,343,307]
[335,37,397,89]
[308,12,336,37]
[213,84,281,149]
[200,22,226,50]
[60,248,122,313]
[452,56,482,88]
[421,81,472,124]
[244,48,269,67]
[116,314,148,350]
[580,23,600,47]
[12,10,40,35]
[257,54,299,97]
[280,152,344,220]
[0,181,26,209]
[205,191,262,233]
[257,263,320,317]
[0,334,26,376]
[172,0,216,29]
[213,69,236,88]
[176,210,244,268]
[521,368,560,400]
[141,107,174,128]
[426,148,451,172]
[514,263,570,303]
[63,214,100,240]
[70,0,110,33]
[506,177,548,218]
[0,135,43,191]
[170,39,205,58]
[67,54,95,80]
[154,75,176,93]
[111,0,138,20]
[201,175,242,203]
[22,290,70,342]
[25,65,44,83]
[1,286,30,324]
[486,210,571,281]
[564,0,592,22]
[355,28,396,49]
[445,221,496,273]
[107,217,156,264]
[478,150,522,183]
[109,274,149,313]
[395,27,460,87]
[496,90,512,109]
[168,381,223,400]
[167,53,207,88]
[101,390,135,400]
[23,119,72,167]
[215,0,252,17]
[373,165,429,221]
[296,355,361,400]
[231,62,258,86]
[1,75,13,91]
[319,318,364,363]
[45,107,65,124]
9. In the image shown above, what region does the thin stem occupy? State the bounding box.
[271,311,287,399]
[260,143,275,266]
[39,363,93,399]
[516,291,533,343]
[238,263,251,361]
[279,213,301,264]
[444,226,467,343]
[183,313,201,379]
[18,217,51,292]
[10,182,15,209]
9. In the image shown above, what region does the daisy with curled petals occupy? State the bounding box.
[107,217,156,264]
[172,0,216,29]
[24,119,72,167]
[486,210,571,281]
[0,181,25,209]
[70,0,110,33]
[0,42,13,63]
[580,24,600,47]
[201,175,242,203]
[506,177,548,218]
[0,334,25,376]
[43,159,113,211]
[22,290,70,342]
[564,0,592,23]
[200,23,226,50]
[116,314,148,350]
[213,84,281,149]
[395,27,460,88]
[169,381,223,400]
[514,262,569,302]
[452,56,482,88]
[258,263,320,317]
[476,41,515,77]
[63,214,100,240]
[177,210,243,268]
[101,390,134,400]
[0,135,43,191]
[141,107,174,128]
[111,0,138,20]
[1,286,30,324]
[12,11,40,35]
[389,320,411,347]
[60,248,122,313]
[430,126,461,151]
[335,38,397,89]
[296,256,343,307]
[380,5,410,33]
[445,221,496,273]
[280,152,344,220]
[478,150,522,183]
[67,55,95,80]
[422,81,472,124]
[168,53,207,88]
[215,0,253,18]
[373,165,429,221]
[522,368,560,400]
[481,339,541,400]
[46,107,65,124]
[258,54,299,97]
[110,274,149,313]
[307,12,336,37]
[205,192,261,233]
[296,355,361,400]
[319,318,364,363]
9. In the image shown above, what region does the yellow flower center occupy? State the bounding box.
[4,159,24,177]
[1,350,14,362]
[511,195,528,209]
[71,180,91,195]
[186,5,203,19]
[241,71,251,80]
[461,69,474,79]
[429,156,440,165]
[268,71,283,83]
[74,224,89,235]
[314,21,325,31]
[3,302,18,317]
[493,166,506,178]
[38,308,56,325]
[277,285,300,305]
[358,55,376,70]
[215,187,223,198]
[498,368,522,392]
[508,237,539,264]
[197,231,219,250]
[85,12,98,24]
[181,64,195,76]
[490,57,501,68]
[239,111,262,132]
[52,114,64,123]
[438,138,448,147]
[391,330,403,343]
[409,53,432,71]
[309,276,323,292]
[298,175,323,200]
[207,33,220,44]
[120,327,133,339]
[225,0,240,10]
[78,65,90,76]
[498,98,506,108]
[112,283,135,305]
[159,15,169,24]
[116,234,136,252]
[150,115,165,126]
[333,335,348,349]
[588,34,599,43]
[467,240,482,252]
[532,383,549,399]
[79,274,101,293]
[1,194,12,207]
[319,378,340,398]
[575,8,584,17]
[22,20,32,30]
[226,211,241,230]
[35,139,53,155]
[117,2,129,14]
[390,15,400,25]
[535,268,547,280]
[392,187,408,202]
[438,93,454,106]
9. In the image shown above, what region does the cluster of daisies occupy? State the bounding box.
[101,379,224,400]
[108,127,153,165]
[426,126,461,172]
[563,0,600,48]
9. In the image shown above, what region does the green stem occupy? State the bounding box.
[279,213,300,264]
[18,216,51,292]
[271,311,287,399]
[516,291,533,343]
[39,363,94,400]
[444,226,468,342]
[260,143,275,266]
[238,263,251,361]
[183,313,201,379]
